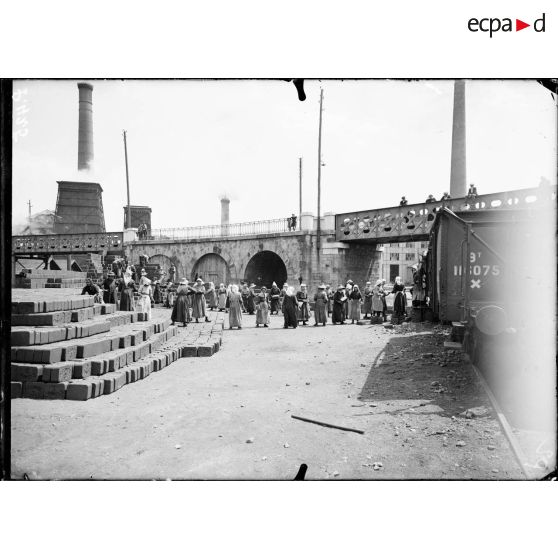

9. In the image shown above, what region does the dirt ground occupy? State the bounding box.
[11,312,525,480]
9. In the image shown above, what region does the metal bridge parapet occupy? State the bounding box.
[12,231,124,255]
[335,186,555,243]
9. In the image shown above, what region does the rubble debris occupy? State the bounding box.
[284,442,290,448]
[456,440,466,447]
[372,462,383,470]
[460,406,490,419]
[246,437,255,444]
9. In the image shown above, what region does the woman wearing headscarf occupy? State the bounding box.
[372,279,384,319]
[362,281,373,319]
[255,287,270,327]
[279,283,289,314]
[348,284,362,324]
[344,280,354,318]
[391,276,407,323]
[171,279,192,327]
[118,277,135,311]
[313,284,328,326]
[282,286,298,329]
[205,281,218,311]
[165,282,176,308]
[269,281,281,315]
[226,284,245,329]
[138,278,153,320]
[325,284,333,317]
[217,283,228,312]
[102,271,118,305]
[296,283,311,325]
[332,285,347,324]
[380,279,388,321]
[152,280,162,304]
[192,278,210,323]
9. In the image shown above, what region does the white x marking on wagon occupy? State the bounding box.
[470,279,481,289]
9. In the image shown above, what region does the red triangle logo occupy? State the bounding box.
[516,19,530,31]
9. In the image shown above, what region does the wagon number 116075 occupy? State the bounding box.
[453,252,501,277]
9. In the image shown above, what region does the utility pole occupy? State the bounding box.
[316,88,324,275]
[298,157,302,231]
[123,130,131,230]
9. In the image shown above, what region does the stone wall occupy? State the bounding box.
[126,232,382,296]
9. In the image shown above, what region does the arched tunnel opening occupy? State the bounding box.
[244,251,287,288]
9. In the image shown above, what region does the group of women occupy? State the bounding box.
[81,266,155,320]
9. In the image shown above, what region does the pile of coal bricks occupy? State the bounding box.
[11,292,225,401]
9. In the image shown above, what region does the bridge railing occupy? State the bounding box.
[147,218,292,241]
[335,186,556,242]
[12,232,124,255]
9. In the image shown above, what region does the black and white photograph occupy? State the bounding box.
[4,78,557,480]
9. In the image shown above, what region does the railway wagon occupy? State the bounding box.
[427,207,550,333]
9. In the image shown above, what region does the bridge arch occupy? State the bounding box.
[149,254,185,281]
[192,253,231,285]
[243,250,288,288]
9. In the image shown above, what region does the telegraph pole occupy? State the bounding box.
[316,88,324,273]
[123,130,131,229]
[298,157,302,231]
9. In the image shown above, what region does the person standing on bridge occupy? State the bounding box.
[425,194,437,203]
[269,281,281,314]
[282,286,298,329]
[226,284,245,329]
[217,283,228,312]
[313,284,328,326]
[362,281,373,319]
[399,196,408,206]
[440,192,451,201]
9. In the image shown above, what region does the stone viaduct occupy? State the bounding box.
[126,229,382,292]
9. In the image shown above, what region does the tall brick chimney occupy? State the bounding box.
[220,196,230,229]
[449,79,466,198]
[77,82,94,171]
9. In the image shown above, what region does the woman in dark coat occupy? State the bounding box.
[313,284,328,326]
[332,285,347,324]
[362,281,373,319]
[152,281,162,304]
[391,276,407,323]
[171,279,192,326]
[102,272,118,305]
[282,286,298,329]
[118,278,135,311]
[269,281,281,315]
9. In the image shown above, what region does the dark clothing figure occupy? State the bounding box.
[392,282,407,319]
[81,283,99,297]
[296,289,310,324]
[282,293,298,328]
[168,265,176,283]
[118,279,134,311]
[399,197,408,206]
[332,290,347,324]
[440,192,451,201]
[153,282,162,304]
[102,277,118,305]
[425,195,436,203]
[171,285,192,325]
[467,184,478,198]
[313,290,328,326]
[269,285,281,314]
[241,285,255,315]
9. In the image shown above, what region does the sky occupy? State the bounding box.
[12,79,557,232]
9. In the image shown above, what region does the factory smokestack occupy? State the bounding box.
[77,82,94,171]
[220,196,230,236]
[449,79,467,198]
